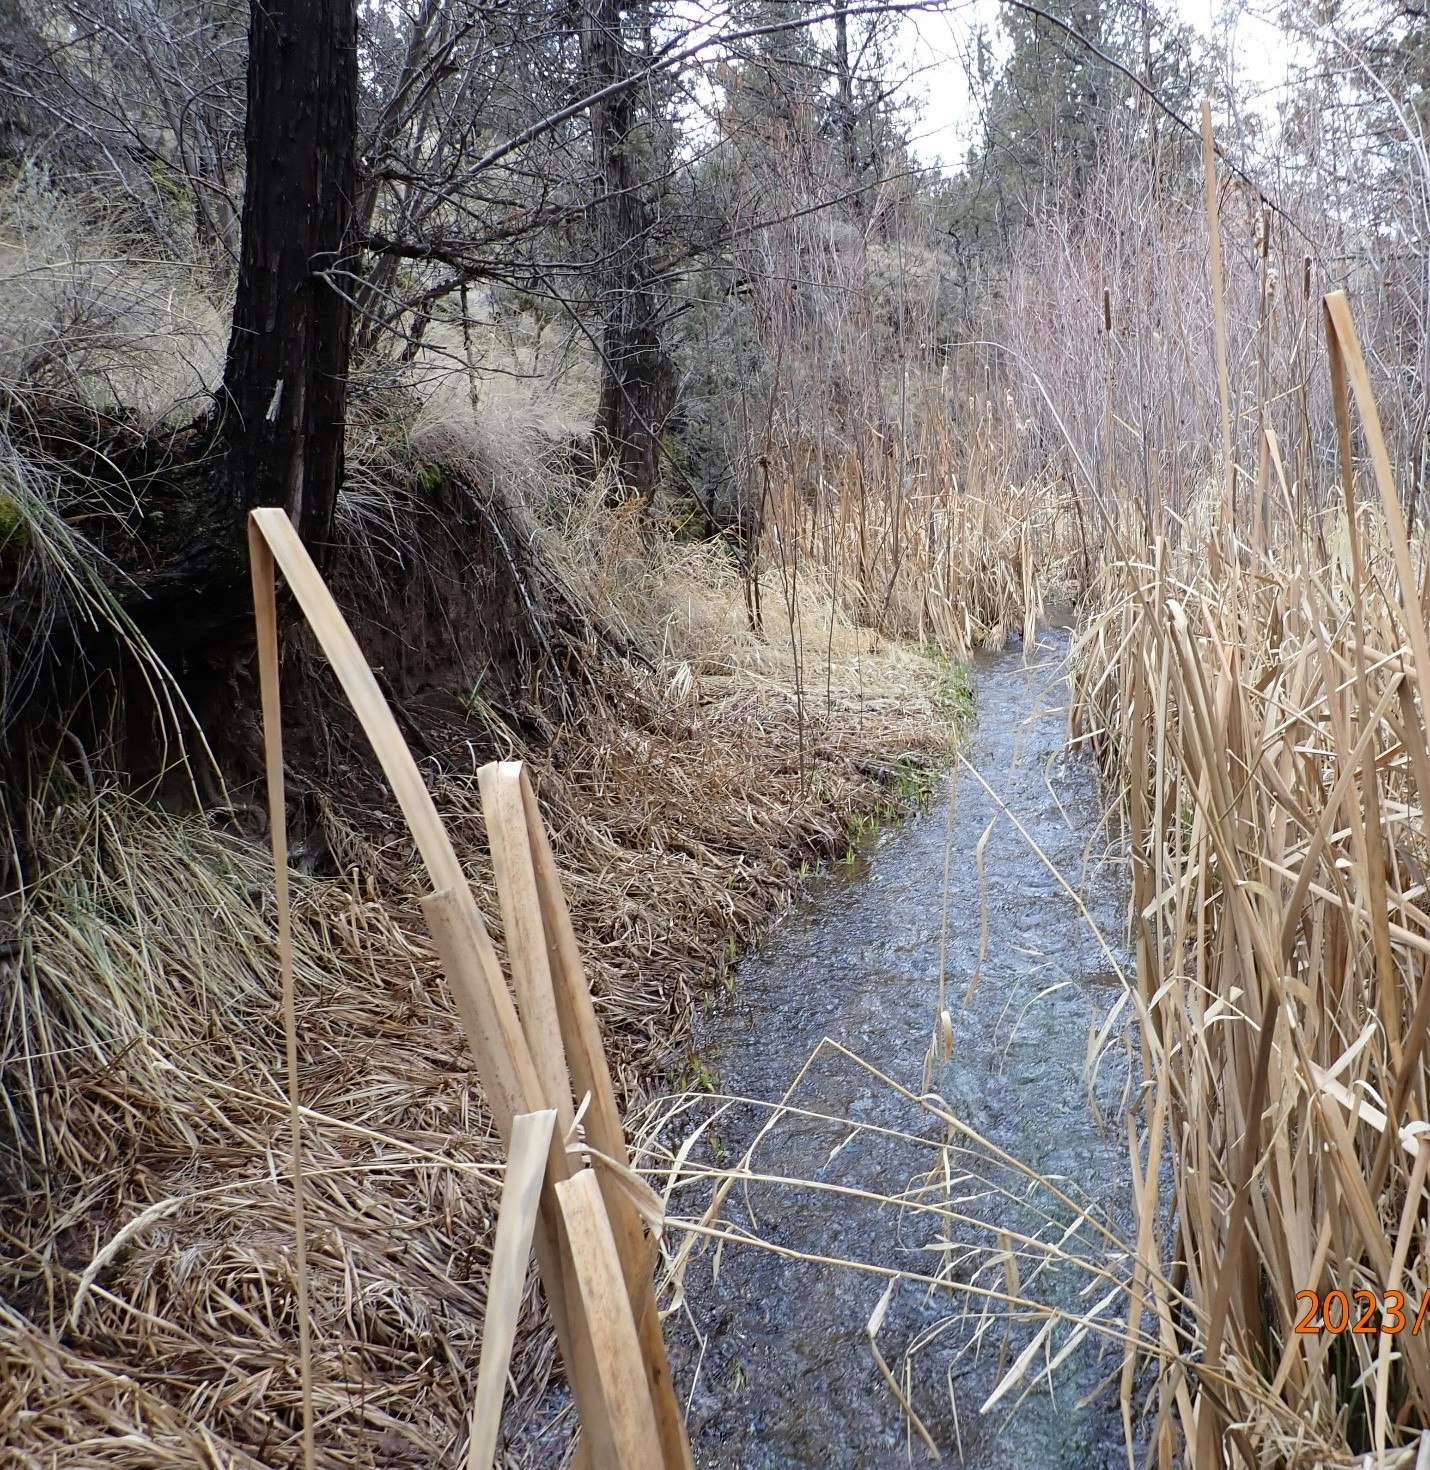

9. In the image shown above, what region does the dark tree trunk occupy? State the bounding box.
[30,0,361,659]
[222,0,359,555]
[833,2,860,203]
[586,0,670,499]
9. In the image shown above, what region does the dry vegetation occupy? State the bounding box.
[653,86,1430,1470]
[0,696,943,1466]
[1071,427,1430,1461]
[0,181,1006,1465]
[1077,499,1430,1467]
[1055,137,1430,1465]
[6,15,1430,1467]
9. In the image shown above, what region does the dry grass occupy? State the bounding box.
[0,166,224,420]
[752,401,1083,660]
[1073,499,1430,1466]
[0,483,958,1468]
[940,109,1430,1465]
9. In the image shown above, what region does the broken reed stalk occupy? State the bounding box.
[248,519,316,1470]
[482,761,692,1470]
[467,1108,556,1470]
[246,508,689,1470]
[1201,99,1235,532]
[253,508,600,1457]
[555,1169,665,1470]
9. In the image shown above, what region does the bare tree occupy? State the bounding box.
[0,0,247,261]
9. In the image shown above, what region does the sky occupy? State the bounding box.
[896,0,1297,169]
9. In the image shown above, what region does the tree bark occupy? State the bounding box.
[222,0,358,554]
[586,0,670,499]
[833,0,860,208]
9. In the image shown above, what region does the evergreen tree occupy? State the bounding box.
[951,0,1207,250]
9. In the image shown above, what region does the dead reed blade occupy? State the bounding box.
[247,508,684,1470]
[1071,289,1430,1466]
[1201,99,1235,533]
[420,885,612,1470]
[467,1107,556,1470]
[467,1111,558,1470]
[556,1168,666,1470]
[481,758,694,1470]
[248,517,318,1470]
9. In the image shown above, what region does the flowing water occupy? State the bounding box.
[662,627,1135,1469]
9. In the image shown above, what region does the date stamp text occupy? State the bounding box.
[1294,1289,1430,1336]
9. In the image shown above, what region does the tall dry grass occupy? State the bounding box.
[1077,502,1430,1463]
[0,165,225,417]
[778,90,1430,1464]
[1049,120,1430,1463]
[754,399,1080,657]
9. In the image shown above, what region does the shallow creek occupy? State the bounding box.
[662,627,1135,1469]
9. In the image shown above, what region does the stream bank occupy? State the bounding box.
[663,626,1135,1468]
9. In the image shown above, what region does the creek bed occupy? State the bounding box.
[663,627,1135,1469]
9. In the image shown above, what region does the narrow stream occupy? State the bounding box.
[664,627,1135,1468]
